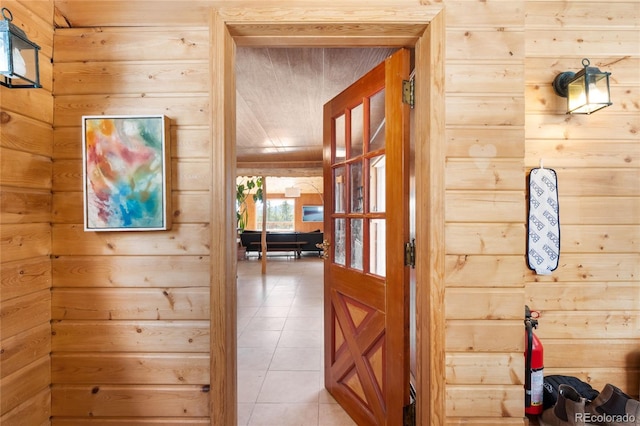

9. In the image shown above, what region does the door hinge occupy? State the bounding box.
[402,79,414,108]
[404,239,415,268]
[403,382,417,426]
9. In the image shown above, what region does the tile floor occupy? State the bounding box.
[237,254,357,426]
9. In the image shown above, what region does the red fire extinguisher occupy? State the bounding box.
[525,305,544,416]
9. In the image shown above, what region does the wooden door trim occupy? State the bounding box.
[210,6,445,426]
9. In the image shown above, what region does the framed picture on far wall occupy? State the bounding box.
[302,205,323,222]
[82,115,171,231]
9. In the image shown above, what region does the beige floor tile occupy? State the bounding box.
[238,369,267,403]
[319,403,358,425]
[237,257,353,426]
[248,403,319,426]
[257,370,321,403]
[270,347,321,371]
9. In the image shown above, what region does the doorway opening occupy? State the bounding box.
[235,47,395,424]
[210,7,446,426]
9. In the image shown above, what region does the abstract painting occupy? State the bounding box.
[82,115,171,231]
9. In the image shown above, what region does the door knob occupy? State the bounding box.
[316,239,330,260]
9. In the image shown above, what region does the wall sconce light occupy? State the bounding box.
[552,58,611,114]
[0,8,41,88]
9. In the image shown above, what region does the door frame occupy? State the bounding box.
[209,6,446,425]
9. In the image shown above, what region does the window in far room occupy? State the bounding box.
[255,199,295,231]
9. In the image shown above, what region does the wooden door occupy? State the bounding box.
[323,48,411,426]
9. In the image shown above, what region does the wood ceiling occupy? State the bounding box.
[236,47,397,174]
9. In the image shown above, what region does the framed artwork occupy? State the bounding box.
[302,205,323,222]
[82,115,171,231]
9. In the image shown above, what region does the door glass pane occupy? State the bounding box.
[334,218,346,266]
[369,89,385,152]
[350,162,363,213]
[334,166,346,214]
[335,114,346,161]
[370,219,386,277]
[349,103,364,159]
[350,218,363,271]
[369,155,385,213]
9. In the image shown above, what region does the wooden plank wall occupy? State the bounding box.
[443,1,527,424]
[524,0,640,398]
[50,23,212,423]
[0,1,630,425]
[0,1,54,424]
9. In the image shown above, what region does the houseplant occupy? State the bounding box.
[236,176,263,232]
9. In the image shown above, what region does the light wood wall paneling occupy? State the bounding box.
[0,355,50,415]
[542,339,640,369]
[0,189,51,224]
[0,387,50,425]
[525,2,640,29]
[446,29,524,61]
[446,353,524,385]
[533,312,640,340]
[1,88,53,123]
[445,1,524,27]
[446,62,524,94]
[561,225,639,253]
[53,28,210,62]
[445,160,525,191]
[0,256,51,300]
[446,96,525,126]
[526,29,639,57]
[1,322,51,379]
[525,140,640,169]
[51,353,209,384]
[445,223,525,255]
[0,147,52,190]
[54,95,209,127]
[445,320,523,352]
[445,288,523,320]
[51,384,210,417]
[445,255,527,287]
[445,191,525,223]
[51,320,210,352]
[0,289,51,339]
[555,169,640,196]
[54,61,210,95]
[526,253,639,282]
[52,224,210,256]
[526,113,639,140]
[446,127,525,159]
[52,255,210,288]
[0,224,51,262]
[549,196,640,225]
[0,109,53,155]
[528,282,640,311]
[52,288,210,320]
[445,385,523,417]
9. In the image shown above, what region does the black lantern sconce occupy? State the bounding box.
[0,7,41,88]
[552,58,612,115]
